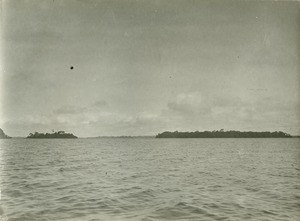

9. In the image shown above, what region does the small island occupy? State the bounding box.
[27,131,78,139]
[156,130,292,138]
[0,128,11,139]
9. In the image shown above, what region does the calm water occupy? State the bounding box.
[0,138,299,221]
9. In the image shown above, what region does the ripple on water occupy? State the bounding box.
[0,138,299,221]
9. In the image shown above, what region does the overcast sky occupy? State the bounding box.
[1,0,299,137]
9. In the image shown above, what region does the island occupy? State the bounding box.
[0,128,11,139]
[156,130,292,138]
[27,131,78,139]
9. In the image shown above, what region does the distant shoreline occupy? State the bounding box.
[156,130,293,138]
[26,131,78,139]
[88,136,155,139]
[5,136,300,139]
[1,128,300,139]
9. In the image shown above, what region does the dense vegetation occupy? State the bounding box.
[27,131,78,138]
[156,130,292,138]
[0,128,11,139]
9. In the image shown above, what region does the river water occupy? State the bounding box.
[0,138,299,221]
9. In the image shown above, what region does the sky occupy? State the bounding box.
[0,0,299,137]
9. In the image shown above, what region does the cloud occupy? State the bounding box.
[92,100,108,108]
[2,88,299,137]
[166,92,244,119]
[167,92,209,115]
[53,105,86,115]
[162,91,300,133]
[53,100,108,115]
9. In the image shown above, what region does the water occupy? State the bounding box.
[0,138,299,221]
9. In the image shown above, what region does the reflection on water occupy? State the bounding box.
[0,138,299,220]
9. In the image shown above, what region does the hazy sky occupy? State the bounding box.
[1,0,299,137]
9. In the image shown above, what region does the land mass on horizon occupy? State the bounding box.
[27,131,78,139]
[0,128,11,139]
[156,130,292,138]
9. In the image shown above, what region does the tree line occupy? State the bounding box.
[27,131,78,138]
[156,130,292,138]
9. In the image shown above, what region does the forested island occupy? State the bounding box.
[0,128,11,139]
[156,130,292,138]
[27,131,78,138]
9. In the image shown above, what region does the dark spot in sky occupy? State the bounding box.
[70,66,74,70]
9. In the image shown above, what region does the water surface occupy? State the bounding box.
[0,138,299,220]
